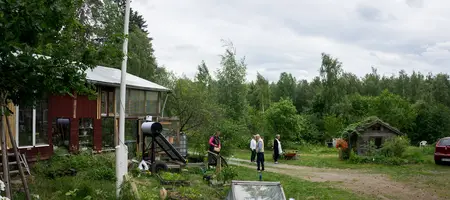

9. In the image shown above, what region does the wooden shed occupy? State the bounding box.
[342,117,403,155]
[1,66,171,161]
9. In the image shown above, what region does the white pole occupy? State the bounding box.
[116,0,131,198]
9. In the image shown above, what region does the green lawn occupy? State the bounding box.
[15,146,449,199]
[19,151,372,200]
[232,147,450,197]
[231,166,373,200]
[13,152,117,200]
[134,165,372,200]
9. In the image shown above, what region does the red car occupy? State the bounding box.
[435,137,450,165]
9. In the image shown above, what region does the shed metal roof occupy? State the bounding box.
[86,66,170,92]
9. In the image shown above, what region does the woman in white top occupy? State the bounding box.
[250,135,257,162]
[273,134,282,164]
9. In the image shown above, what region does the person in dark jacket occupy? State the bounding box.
[273,134,282,164]
[208,131,221,167]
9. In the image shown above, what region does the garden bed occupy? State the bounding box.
[156,172,191,186]
[133,168,228,200]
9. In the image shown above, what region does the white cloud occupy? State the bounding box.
[132,0,450,82]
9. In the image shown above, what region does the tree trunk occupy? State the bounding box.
[5,113,31,200]
[0,106,11,198]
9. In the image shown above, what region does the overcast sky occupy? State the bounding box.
[132,0,450,82]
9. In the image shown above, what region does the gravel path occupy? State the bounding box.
[228,158,442,200]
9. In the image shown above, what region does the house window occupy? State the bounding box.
[35,98,49,145]
[52,118,70,148]
[17,98,49,147]
[125,119,138,158]
[101,90,114,117]
[101,117,115,149]
[116,89,159,116]
[145,91,158,114]
[18,106,33,146]
[101,91,107,115]
[137,90,145,113]
[128,89,140,114]
[108,91,114,114]
[79,118,93,150]
[371,137,383,149]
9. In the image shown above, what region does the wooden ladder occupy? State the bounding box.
[0,153,31,176]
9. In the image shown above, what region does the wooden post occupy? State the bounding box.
[1,106,11,198]
[5,114,31,200]
[215,156,222,174]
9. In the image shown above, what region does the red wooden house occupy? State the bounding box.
[3,66,170,161]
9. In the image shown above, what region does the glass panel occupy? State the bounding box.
[125,119,138,158]
[127,90,146,115]
[35,97,49,145]
[126,89,131,114]
[231,183,285,200]
[137,90,145,114]
[108,91,114,114]
[79,118,93,150]
[129,90,140,114]
[145,91,158,114]
[116,88,120,115]
[116,89,149,116]
[101,91,107,115]
[18,106,33,146]
[439,139,450,146]
[101,118,115,149]
[52,118,70,151]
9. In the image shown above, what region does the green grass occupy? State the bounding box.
[13,152,117,200]
[13,145,448,199]
[135,164,371,200]
[232,166,373,200]
[232,146,450,197]
[132,165,368,200]
[134,168,227,200]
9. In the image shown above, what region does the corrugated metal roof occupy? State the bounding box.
[86,66,170,92]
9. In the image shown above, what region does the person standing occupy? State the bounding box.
[255,134,265,172]
[273,134,282,164]
[250,135,257,162]
[208,131,221,167]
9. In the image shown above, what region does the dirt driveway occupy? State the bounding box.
[228,158,442,200]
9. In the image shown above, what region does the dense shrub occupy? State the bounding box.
[217,166,238,183]
[265,99,303,141]
[349,153,408,166]
[380,136,410,157]
[348,136,433,165]
[402,146,434,164]
[34,152,115,180]
[27,153,119,200]
[87,166,116,181]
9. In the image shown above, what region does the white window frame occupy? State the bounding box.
[16,105,50,148]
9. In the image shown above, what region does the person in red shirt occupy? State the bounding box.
[208,131,221,167]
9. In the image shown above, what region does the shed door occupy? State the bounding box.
[374,137,382,149]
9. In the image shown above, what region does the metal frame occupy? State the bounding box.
[141,130,186,165]
[229,180,287,200]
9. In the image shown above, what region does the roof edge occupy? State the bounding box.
[87,80,171,92]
